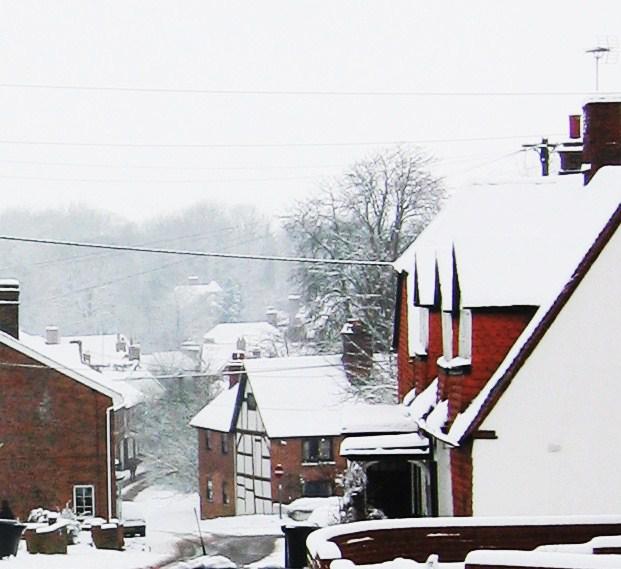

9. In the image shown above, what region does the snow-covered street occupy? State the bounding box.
[2,487,286,569]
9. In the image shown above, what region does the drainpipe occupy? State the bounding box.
[106,405,114,521]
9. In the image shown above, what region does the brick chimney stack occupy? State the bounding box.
[0,280,20,339]
[341,318,373,384]
[583,100,621,183]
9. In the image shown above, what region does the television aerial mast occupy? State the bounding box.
[586,37,618,91]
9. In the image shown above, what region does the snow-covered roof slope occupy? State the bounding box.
[19,332,157,409]
[174,280,222,306]
[340,403,417,434]
[62,333,131,367]
[340,432,429,456]
[190,382,240,432]
[430,180,621,445]
[394,170,621,310]
[202,321,286,372]
[9,331,122,407]
[244,354,355,438]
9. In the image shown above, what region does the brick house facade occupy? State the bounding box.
[391,162,621,517]
[0,280,121,520]
[192,353,352,519]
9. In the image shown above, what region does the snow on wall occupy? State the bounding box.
[472,226,621,515]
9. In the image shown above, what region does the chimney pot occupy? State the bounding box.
[45,326,60,345]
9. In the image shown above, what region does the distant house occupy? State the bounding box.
[0,281,123,520]
[191,348,378,519]
[21,328,163,473]
[387,167,621,517]
[173,276,223,343]
[202,320,287,372]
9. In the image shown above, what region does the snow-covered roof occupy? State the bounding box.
[417,168,621,445]
[190,382,241,432]
[393,171,621,311]
[340,433,429,457]
[340,403,417,434]
[61,333,132,367]
[19,332,161,409]
[204,321,281,344]
[202,321,286,372]
[174,280,222,306]
[9,331,122,407]
[244,354,355,438]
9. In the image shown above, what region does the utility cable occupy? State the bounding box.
[0,235,394,267]
[0,82,616,97]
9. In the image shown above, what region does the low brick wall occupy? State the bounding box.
[307,516,621,568]
[465,549,621,569]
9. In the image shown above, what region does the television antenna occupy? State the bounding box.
[586,37,618,91]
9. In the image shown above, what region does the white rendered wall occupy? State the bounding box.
[435,442,454,515]
[473,226,621,515]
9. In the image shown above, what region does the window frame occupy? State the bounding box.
[206,479,214,502]
[221,432,229,454]
[73,485,95,517]
[302,437,333,463]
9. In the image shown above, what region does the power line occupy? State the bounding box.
[0,82,616,97]
[0,235,394,267]
[0,173,319,185]
[0,133,565,149]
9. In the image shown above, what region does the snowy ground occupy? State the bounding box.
[2,487,286,569]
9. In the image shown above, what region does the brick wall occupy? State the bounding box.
[396,276,443,401]
[196,428,235,519]
[309,519,621,567]
[0,344,115,520]
[396,277,414,400]
[270,437,347,504]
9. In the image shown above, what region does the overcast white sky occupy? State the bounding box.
[1,1,620,223]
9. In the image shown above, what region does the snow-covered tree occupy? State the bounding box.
[284,147,445,352]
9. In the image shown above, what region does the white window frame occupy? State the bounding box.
[458,309,472,359]
[73,485,95,517]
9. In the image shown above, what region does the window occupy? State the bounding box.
[221,433,229,454]
[222,481,230,504]
[73,485,95,517]
[246,392,257,411]
[205,430,211,450]
[303,480,332,497]
[302,437,333,463]
[206,479,214,502]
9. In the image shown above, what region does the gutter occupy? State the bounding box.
[106,405,114,521]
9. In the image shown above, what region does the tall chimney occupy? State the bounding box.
[0,280,20,339]
[583,100,621,183]
[341,319,373,384]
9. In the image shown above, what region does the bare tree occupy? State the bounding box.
[285,147,444,352]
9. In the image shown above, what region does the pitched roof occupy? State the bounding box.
[6,331,122,406]
[190,382,241,432]
[243,354,355,438]
[393,172,621,311]
[419,182,621,445]
[450,203,620,444]
[19,332,162,409]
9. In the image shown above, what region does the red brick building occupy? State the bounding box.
[191,353,357,519]
[0,280,122,520]
[390,166,621,517]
